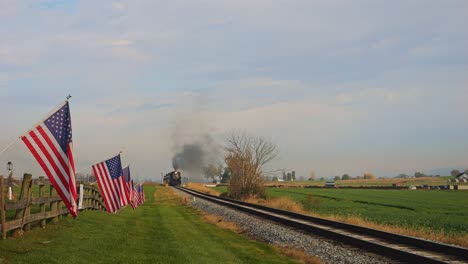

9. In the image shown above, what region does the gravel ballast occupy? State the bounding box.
[174,188,393,264]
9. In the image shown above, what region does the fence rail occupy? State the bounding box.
[0,173,106,239]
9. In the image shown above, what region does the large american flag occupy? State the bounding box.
[92,154,124,213]
[21,100,78,218]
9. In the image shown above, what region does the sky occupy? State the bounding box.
[1,0,467,181]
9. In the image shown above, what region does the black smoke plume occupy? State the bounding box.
[171,136,220,180]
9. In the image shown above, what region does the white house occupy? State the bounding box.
[456,173,468,182]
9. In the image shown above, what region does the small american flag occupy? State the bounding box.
[136,183,144,205]
[21,100,78,217]
[92,154,124,213]
[129,179,137,209]
[121,166,131,206]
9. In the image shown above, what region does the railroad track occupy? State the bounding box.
[175,186,468,264]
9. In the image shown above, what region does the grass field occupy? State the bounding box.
[264,176,453,187]
[0,185,300,264]
[213,186,468,246]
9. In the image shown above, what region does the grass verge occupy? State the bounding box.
[0,185,300,264]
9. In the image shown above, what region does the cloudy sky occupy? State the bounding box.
[1,0,467,180]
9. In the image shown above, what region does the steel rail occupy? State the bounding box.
[175,186,468,264]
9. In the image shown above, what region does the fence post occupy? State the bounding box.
[1,176,6,239]
[23,178,33,232]
[39,176,46,228]
[50,185,58,224]
[13,173,32,237]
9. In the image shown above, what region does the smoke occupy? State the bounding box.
[170,96,221,180]
[172,135,220,180]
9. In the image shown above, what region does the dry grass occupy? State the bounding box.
[201,213,242,233]
[176,190,322,263]
[325,215,468,248]
[246,196,308,214]
[198,210,323,263]
[275,246,321,264]
[186,182,221,196]
[245,195,468,247]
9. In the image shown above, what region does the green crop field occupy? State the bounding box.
[213,186,468,235]
[0,186,298,264]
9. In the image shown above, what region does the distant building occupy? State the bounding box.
[449,173,468,190]
[456,173,468,181]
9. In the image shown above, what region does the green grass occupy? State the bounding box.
[213,186,468,235]
[0,185,298,264]
[269,188,468,234]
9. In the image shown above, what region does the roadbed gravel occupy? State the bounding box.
[174,188,393,264]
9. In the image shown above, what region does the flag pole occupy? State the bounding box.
[76,150,123,174]
[1,95,71,157]
[0,138,20,157]
[21,95,71,137]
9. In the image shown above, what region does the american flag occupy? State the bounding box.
[123,166,136,209]
[129,179,137,209]
[92,154,124,213]
[136,183,145,205]
[21,100,78,218]
[131,182,143,207]
[120,165,131,206]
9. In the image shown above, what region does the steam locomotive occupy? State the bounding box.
[163,170,182,186]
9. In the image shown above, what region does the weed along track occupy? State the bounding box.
[176,186,468,264]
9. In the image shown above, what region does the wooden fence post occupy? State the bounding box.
[13,173,32,237]
[38,176,46,228]
[50,185,58,224]
[23,179,33,232]
[1,176,6,239]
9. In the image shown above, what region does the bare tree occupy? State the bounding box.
[363,172,376,179]
[224,131,278,199]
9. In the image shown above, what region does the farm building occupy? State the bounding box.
[456,173,468,181]
[448,173,468,190]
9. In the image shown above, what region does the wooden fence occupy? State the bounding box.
[0,173,106,239]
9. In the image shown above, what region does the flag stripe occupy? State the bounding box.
[21,135,73,212]
[97,163,118,212]
[37,125,69,175]
[30,128,69,188]
[118,177,129,206]
[67,146,77,210]
[92,165,114,213]
[103,164,122,209]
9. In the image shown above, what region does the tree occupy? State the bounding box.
[334,176,340,181]
[363,172,376,180]
[224,131,278,199]
[291,171,296,181]
[341,174,350,180]
[221,167,231,183]
[272,176,279,181]
[414,172,425,178]
[204,164,222,181]
[287,172,292,181]
[450,170,460,177]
